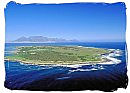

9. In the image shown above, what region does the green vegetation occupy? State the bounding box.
[5,46,110,65]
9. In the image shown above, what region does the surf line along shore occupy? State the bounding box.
[4,46,122,67]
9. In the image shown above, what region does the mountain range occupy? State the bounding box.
[11,36,78,43]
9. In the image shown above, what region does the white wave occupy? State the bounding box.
[99,49,122,65]
[68,65,105,73]
[56,77,70,80]
[68,68,99,73]
[39,64,91,68]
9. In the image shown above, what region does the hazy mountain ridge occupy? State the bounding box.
[11,36,78,43]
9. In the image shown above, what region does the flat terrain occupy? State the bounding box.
[5,46,110,65]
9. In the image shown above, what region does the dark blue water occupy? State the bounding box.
[4,42,128,91]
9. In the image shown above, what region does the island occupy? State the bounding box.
[5,46,117,65]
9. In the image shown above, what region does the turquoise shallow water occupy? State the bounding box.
[4,42,128,91]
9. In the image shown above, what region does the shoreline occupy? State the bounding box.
[4,58,106,65]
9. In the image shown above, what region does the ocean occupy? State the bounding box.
[4,42,128,91]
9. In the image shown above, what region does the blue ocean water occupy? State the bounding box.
[4,42,128,91]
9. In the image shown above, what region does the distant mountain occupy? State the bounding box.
[12,36,78,43]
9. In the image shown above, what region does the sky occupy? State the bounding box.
[5,1,126,42]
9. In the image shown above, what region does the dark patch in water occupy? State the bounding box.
[5,70,128,92]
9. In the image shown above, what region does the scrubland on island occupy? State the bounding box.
[5,46,113,65]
